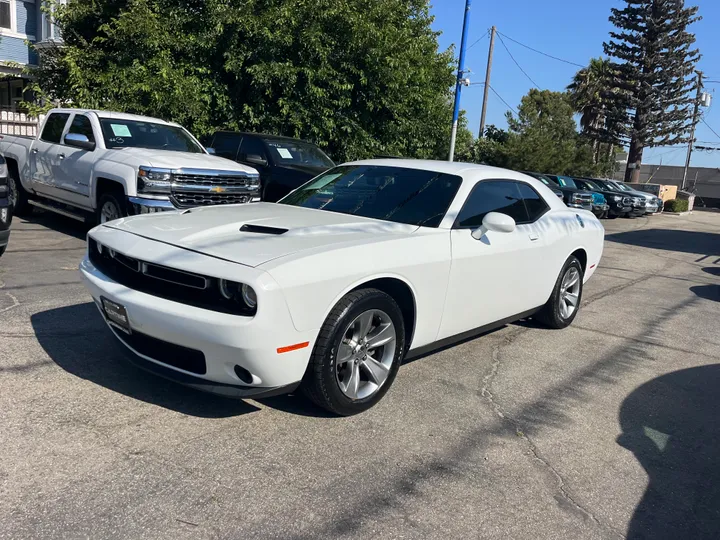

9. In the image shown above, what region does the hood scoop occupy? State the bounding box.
[240,224,288,235]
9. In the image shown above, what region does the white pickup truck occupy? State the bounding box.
[0,108,260,223]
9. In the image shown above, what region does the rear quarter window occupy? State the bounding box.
[40,113,71,144]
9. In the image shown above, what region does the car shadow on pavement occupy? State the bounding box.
[21,211,92,241]
[618,365,720,539]
[606,229,720,256]
[690,284,720,302]
[31,302,261,418]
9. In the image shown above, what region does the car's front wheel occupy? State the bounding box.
[301,288,406,416]
[535,256,584,329]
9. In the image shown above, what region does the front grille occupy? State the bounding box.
[172,193,250,207]
[113,327,206,374]
[573,194,593,204]
[622,197,633,206]
[173,174,252,187]
[88,239,255,316]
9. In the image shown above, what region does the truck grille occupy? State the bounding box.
[622,197,633,206]
[172,193,251,207]
[173,174,253,187]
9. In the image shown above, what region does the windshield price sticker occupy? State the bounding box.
[277,148,293,159]
[110,124,132,137]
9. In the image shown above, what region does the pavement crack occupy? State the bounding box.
[0,292,20,313]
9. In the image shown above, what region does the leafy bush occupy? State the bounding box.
[664,199,689,212]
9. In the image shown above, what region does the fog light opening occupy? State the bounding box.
[234,365,253,384]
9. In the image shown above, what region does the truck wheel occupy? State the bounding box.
[301,288,406,416]
[97,192,126,224]
[8,168,32,216]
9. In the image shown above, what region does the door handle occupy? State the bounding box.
[31,148,38,154]
[58,153,65,160]
[529,233,540,242]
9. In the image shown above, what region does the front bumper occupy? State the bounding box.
[79,254,317,397]
[591,204,609,217]
[608,204,631,217]
[568,203,593,211]
[127,194,262,215]
[0,228,9,249]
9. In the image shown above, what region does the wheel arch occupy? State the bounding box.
[323,274,418,352]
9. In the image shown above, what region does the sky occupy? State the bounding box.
[429,0,720,168]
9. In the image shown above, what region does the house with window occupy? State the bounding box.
[0,0,63,110]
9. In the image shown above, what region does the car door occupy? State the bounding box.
[54,113,97,208]
[438,179,551,339]
[238,135,272,194]
[31,112,71,195]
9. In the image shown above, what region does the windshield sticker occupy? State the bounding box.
[277,148,293,159]
[110,124,132,137]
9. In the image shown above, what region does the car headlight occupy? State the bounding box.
[138,166,172,195]
[0,162,7,179]
[612,195,622,202]
[247,176,260,191]
[219,279,257,310]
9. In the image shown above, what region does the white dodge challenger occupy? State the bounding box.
[80,159,604,415]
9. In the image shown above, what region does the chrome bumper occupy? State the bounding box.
[128,195,262,215]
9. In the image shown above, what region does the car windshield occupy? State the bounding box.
[279,165,462,228]
[580,179,602,191]
[610,182,631,192]
[556,176,578,189]
[263,138,334,168]
[99,119,205,153]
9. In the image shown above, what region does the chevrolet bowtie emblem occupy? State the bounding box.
[210,186,226,193]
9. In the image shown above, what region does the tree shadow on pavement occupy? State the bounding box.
[606,229,720,256]
[31,302,260,418]
[702,267,720,277]
[618,365,720,539]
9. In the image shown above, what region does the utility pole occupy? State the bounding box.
[448,0,472,162]
[682,70,703,191]
[479,26,496,138]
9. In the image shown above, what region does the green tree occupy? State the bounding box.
[30,0,460,163]
[604,0,701,182]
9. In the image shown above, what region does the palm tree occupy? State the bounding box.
[567,58,625,164]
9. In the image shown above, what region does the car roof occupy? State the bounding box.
[344,159,537,182]
[213,131,314,144]
[49,108,179,127]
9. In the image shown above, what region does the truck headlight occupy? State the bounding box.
[0,162,7,179]
[247,176,260,191]
[138,166,172,195]
[612,195,622,202]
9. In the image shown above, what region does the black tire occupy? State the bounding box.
[8,167,32,216]
[96,191,127,225]
[301,288,406,416]
[0,245,5,258]
[535,256,584,329]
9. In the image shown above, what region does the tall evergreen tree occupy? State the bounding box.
[604,0,701,183]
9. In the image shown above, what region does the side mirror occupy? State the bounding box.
[472,212,516,240]
[206,147,216,154]
[245,154,268,167]
[64,133,95,151]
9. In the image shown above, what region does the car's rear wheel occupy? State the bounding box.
[535,256,583,329]
[8,168,32,216]
[301,288,405,416]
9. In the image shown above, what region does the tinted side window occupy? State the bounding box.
[40,113,70,144]
[68,115,95,143]
[455,181,529,228]
[517,182,549,221]
[239,136,267,161]
[211,132,241,160]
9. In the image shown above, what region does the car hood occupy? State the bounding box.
[102,203,418,267]
[107,147,259,175]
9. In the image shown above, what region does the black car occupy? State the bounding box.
[208,132,335,202]
[571,177,634,219]
[530,173,594,211]
[584,178,646,217]
[0,155,12,257]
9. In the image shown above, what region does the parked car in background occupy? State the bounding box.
[0,155,11,258]
[582,178,645,218]
[601,179,662,214]
[208,132,334,202]
[524,172,593,211]
[568,177,633,219]
[80,160,604,415]
[0,109,260,225]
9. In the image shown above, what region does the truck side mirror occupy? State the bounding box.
[245,154,268,167]
[64,133,96,151]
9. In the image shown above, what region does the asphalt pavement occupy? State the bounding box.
[0,210,718,539]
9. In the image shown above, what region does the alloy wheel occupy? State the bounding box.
[100,200,120,223]
[7,175,17,210]
[335,309,397,400]
[559,267,581,319]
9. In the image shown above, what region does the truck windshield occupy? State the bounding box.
[263,138,334,168]
[279,165,462,228]
[99,119,204,154]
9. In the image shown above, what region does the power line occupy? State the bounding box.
[487,84,518,116]
[467,29,489,51]
[700,117,720,140]
[496,32,540,89]
[495,31,585,68]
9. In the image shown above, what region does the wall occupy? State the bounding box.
[615,163,720,207]
[0,0,39,66]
